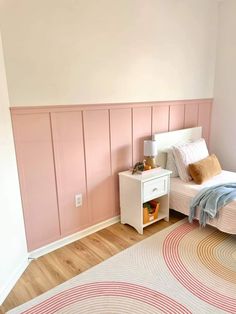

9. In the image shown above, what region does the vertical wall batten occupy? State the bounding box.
[132,107,152,164]
[83,110,114,224]
[51,111,88,236]
[49,112,62,236]
[184,103,198,128]
[110,108,132,214]
[108,109,113,189]
[131,107,134,166]
[198,101,212,144]
[108,109,115,216]
[152,105,169,134]
[12,113,61,251]
[169,104,185,131]
[81,110,90,226]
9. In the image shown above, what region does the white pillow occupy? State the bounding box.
[173,138,209,182]
[166,149,179,177]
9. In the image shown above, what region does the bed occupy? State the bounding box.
[153,127,236,234]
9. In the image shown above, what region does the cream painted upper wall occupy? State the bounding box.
[0,0,218,106]
[0,33,27,303]
[211,0,236,171]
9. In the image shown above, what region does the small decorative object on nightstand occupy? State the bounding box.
[119,168,171,234]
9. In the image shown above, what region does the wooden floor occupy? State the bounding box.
[0,210,185,313]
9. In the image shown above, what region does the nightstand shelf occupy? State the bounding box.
[143,211,167,228]
[119,169,171,234]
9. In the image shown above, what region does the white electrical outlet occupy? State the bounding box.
[75,194,82,207]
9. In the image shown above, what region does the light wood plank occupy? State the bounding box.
[0,211,184,313]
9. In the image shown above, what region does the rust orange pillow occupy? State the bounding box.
[188,154,222,184]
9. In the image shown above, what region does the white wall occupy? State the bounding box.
[211,0,236,171]
[0,33,28,304]
[0,0,218,106]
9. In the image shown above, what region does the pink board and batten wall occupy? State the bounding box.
[11,99,212,251]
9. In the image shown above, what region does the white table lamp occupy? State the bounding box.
[144,140,158,168]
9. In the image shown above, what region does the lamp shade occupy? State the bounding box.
[144,140,158,156]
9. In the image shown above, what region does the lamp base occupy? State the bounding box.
[144,156,157,169]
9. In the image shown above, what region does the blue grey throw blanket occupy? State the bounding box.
[189,183,236,226]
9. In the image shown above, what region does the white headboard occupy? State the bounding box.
[153,127,202,167]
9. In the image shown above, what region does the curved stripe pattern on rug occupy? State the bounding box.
[163,222,236,313]
[8,219,236,314]
[197,232,236,284]
[20,282,191,314]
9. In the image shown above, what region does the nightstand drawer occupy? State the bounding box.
[143,176,167,202]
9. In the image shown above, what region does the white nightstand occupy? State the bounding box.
[119,169,172,234]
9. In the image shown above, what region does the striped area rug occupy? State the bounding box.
[8,219,236,314]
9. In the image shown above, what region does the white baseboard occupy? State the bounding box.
[0,258,29,305]
[29,215,120,259]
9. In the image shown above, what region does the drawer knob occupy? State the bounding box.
[153,187,158,192]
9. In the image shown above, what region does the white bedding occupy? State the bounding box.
[170,170,236,234]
